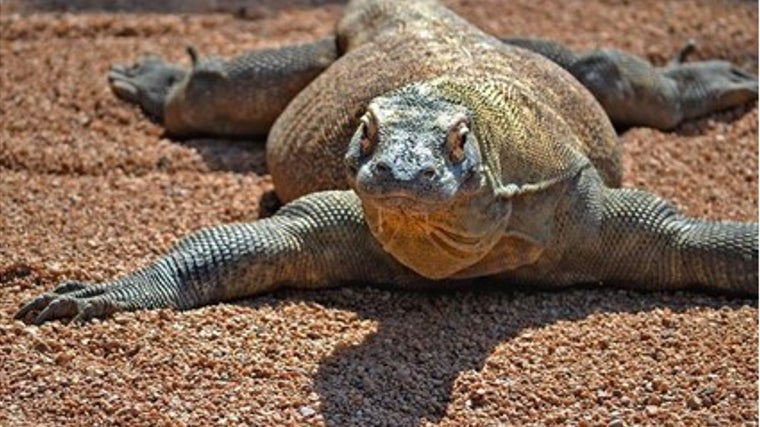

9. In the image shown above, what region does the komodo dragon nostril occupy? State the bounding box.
[375,161,392,175]
[420,166,436,179]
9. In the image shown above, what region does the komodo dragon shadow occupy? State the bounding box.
[238,286,755,425]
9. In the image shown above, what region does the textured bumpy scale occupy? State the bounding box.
[16,0,759,324]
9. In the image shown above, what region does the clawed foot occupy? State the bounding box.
[664,41,758,117]
[15,280,122,325]
[666,60,758,116]
[107,55,187,123]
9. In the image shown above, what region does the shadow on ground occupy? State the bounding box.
[176,136,269,175]
[239,286,756,426]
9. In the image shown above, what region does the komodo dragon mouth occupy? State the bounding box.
[362,194,452,212]
[362,195,512,279]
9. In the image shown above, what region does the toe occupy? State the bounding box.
[668,39,697,66]
[112,56,165,77]
[71,299,119,324]
[725,80,758,105]
[106,54,186,124]
[108,75,139,103]
[729,67,758,84]
[53,280,91,294]
[110,63,129,74]
[34,297,81,325]
[14,293,56,321]
[736,79,758,96]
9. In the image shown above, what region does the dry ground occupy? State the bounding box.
[0,0,758,425]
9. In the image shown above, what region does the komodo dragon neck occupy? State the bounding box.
[362,190,513,279]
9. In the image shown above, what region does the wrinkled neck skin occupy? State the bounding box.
[359,177,511,279]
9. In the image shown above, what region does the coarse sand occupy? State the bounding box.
[0,0,757,425]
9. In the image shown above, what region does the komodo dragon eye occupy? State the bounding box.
[448,120,469,164]
[359,112,378,156]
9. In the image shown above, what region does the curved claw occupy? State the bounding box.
[186,45,200,66]
[14,292,58,321]
[668,39,697,66]
[15,280,117,324]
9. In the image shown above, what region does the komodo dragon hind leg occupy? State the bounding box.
[107,37,338,137]
[660,58,758,125]
[501,37,758,130]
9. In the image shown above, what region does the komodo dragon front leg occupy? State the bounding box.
[14,191,427,324]
[502,37,758,130]
[17,115,755,326]
[15,180,757,325]
[107,38,338,137]
[594,186,757,293]
[539,169,758,295]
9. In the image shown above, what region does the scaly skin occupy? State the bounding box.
[108,38,338,136]
[502,37,758,130]
[16,0,758,324]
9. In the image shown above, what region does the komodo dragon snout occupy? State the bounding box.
[345,82,484,212]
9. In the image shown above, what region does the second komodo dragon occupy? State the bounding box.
[16,0,759,324]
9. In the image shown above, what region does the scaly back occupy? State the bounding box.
[266,0,621,202]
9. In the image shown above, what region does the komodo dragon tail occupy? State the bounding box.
[590,187,758,295]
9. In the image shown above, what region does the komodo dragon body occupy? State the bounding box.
[16,0,759,324]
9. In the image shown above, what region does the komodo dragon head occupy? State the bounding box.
[344,77,591,279]
[343,80,496,279]
[345,81,485,210]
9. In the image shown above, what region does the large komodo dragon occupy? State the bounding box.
[16,0,759,324]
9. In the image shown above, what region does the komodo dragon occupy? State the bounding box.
[16,0,759,324]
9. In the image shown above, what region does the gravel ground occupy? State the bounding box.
[1,0,757,426]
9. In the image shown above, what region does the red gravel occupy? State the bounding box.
[1,1,757,426]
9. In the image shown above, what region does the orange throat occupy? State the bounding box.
[361,196,512,279]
